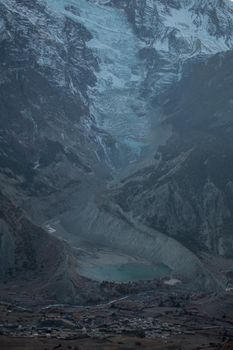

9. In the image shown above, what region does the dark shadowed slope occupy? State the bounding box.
[0,190,101,305]
[108,50,233,260]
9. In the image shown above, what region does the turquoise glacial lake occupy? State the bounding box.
[80,263,171,282]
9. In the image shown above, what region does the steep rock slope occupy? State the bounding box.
[0,0,120,221]
[108,50,233,258]
[0,0,115,303]
[98,0,233,263]
[0,190,98,305]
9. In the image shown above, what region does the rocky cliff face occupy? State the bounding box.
[108,50,233,258]
[91,0,233,260]
[0,0,118,302]
[0,0,123,222]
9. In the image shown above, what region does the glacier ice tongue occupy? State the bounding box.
[45,0,153,161]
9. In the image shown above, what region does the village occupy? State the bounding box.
[0,283,233,349]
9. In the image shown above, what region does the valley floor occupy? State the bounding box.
[0,287,233,350]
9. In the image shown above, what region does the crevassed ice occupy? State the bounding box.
[46,0,151,159]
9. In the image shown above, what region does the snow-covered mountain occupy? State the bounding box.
[2,0,232,165]
[125,0,233,99]
[130,0,233,54]
[1,0,233,297]
[44,0,233,156]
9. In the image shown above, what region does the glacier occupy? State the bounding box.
[46,0,154,161]
[44,0,233,165]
